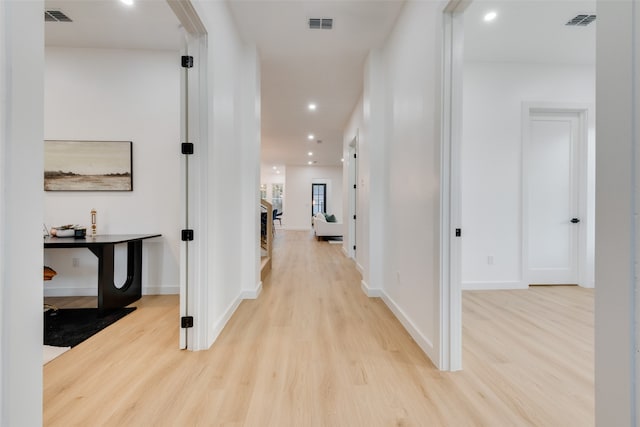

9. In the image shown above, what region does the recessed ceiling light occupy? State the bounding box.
[120,0,134,6]
[341,158,344,162]
[484,11,497,22]
[276,170,280,174]
[308,152,313,156]
[308,161,313,165]
[307,134,314,140]
[272,166,277,170]
[308,103,317,111]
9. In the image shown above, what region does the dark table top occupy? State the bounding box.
[44,234,161,248]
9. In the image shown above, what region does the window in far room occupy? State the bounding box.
[272,183,283,212]
[260,184,267,200]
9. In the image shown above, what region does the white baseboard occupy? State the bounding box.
[360,280,383,297]
[44,285,180,297]
[144,286,180,295]
[208,294,242,345]
[241,281,262,299]
[461,281,526,291]
[380,291,437,364]
[359,283,438,367]
[44,287,96,297]
[355,262,364,274]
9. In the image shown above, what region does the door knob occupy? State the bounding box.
[571,218,580,224]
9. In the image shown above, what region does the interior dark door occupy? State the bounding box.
[311,183,326,216]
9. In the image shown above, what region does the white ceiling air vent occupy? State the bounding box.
[566,14,596,26]
[45,10,73,22]
[309,18,333,30]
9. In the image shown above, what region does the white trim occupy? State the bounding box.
[355,262,364,275]
[241,282,262,299]
[166,0,207,35]
[380,291,436,362]
[347,133,358,260]
[207,294,242,345]
[43,288,96,297]
[284,226,313,231]
[44,286,181,297]
[170,0,208,351]
[461,281,526,291]
[341,246,350,258]
[439,1,465,372]
[144,286,180,295]
[186,33,209,351]
[360,280,383,297]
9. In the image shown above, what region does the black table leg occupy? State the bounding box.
[89,240,143,312]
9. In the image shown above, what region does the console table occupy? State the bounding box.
[44,234,161,312]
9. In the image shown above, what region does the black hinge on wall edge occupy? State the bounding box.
[353,215,357,220]
[182,229,194,241]
[353,245,356,251]
[455,228,462,237]
[181,55,194,68]
[181,142,194,155]
[181,316,194,328]
[353,184,357,189]
[354,153,357,159]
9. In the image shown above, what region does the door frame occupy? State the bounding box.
[521,103,591,288]
[440,0,468,371]
[167,0,208,350]
[348,133,358,259]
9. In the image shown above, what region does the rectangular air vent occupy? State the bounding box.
[45,10,73,22]
[566,14,595,26]
[309,18,333,30]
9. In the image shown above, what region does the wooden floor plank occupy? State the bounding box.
[44,230,593,426]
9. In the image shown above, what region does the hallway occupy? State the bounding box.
[44,230,593,426]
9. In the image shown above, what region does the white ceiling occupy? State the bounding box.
[464,0,596,64]
[45,0,183,51]
[44,0,595,169]
[228,1,405,168]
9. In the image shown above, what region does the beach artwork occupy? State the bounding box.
[44,140,132,191]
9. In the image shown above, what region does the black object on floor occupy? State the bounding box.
[44,307,136,348]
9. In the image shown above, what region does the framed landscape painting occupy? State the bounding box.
[44,140,132,191]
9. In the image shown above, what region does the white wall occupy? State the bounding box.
[239,45,262,298]
[190,1,261,348]
[284,165,343,230]
[43,47,181,296]
[0,1,44,425]
[595,1,637,424]
[346,1,446,367]
[378,1,445,366]
[358,50,386,293]
[461,62,595,290]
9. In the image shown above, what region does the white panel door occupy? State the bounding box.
[526,112,580,285]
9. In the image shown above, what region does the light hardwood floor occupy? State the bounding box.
[44,231,594,426]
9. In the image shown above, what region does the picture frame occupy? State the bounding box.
[44,140,133,191]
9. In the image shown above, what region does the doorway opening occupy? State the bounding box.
[443,0,596,370]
